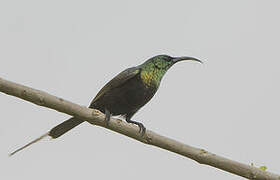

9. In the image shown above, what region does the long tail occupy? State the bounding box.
[9,117,84,156]
[9,132,49,156]
[49,117,84,138]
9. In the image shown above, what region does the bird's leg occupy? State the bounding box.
[104,108,111,126]
[126,117,146,136]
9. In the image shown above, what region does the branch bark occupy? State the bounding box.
[0,77,279,180]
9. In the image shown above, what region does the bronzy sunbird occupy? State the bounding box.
[10,54,202,156]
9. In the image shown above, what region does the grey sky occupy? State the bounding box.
[0,0,279,179]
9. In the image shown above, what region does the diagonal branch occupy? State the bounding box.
[0,77,279,180]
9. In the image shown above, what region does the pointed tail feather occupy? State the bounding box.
[10,117,84,156]
[9,132,49,156]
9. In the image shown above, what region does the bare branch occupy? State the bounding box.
[0,77,279,180]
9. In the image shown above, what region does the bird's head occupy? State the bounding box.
[140,54,202,87]
[146,54,202,71]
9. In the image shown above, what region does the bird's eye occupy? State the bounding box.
[154,64,161,69]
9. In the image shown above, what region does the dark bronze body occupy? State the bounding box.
[50,67,157,138]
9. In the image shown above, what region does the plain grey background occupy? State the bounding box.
[0,0,279,179]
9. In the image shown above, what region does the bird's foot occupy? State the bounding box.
[104,109,111,126]
[138,123,146,137]
[126,119,146,136]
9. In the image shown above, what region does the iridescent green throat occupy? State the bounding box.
[139,59,172,88]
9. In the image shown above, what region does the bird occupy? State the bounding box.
[10,54,202,156]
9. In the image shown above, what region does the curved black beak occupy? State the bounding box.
[172,56,203,64]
